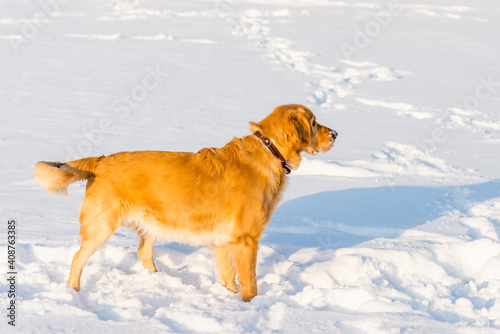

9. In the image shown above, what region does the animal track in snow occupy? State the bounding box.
[354,141,478,178]
[227,9,409,108]
[402,4,488,22]
[356,97,433,119]
[438,107,500,135]
[297,141,478,180]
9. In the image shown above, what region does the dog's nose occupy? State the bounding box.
[330,130,338,139]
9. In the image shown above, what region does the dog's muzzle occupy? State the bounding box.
[327,129,337,148]
[330,130,338,140]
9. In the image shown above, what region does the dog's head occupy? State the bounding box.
[250,104,337,170]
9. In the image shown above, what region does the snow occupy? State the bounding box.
[1,0,500,332]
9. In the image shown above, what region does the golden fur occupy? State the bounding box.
[33,104,336,301]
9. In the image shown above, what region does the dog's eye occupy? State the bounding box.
[312,120,316,127]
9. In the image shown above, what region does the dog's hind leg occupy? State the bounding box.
[68,208,119,291]
[137,235,158,272]
[214,245,237,293]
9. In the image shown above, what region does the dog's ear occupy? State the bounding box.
[286,108,311,148]
[249,121,263,133]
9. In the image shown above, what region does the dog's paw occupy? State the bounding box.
[220,280,237,293]
[240,293,256,302]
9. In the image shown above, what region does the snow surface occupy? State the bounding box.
[1,0,500,333]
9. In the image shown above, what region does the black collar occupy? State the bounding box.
[253,131,291,174]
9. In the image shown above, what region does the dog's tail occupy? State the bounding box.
[33,156,103,195]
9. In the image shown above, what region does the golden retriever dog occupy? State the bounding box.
[33,104,337,301]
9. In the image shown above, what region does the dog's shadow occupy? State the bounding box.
[264,179,500,253]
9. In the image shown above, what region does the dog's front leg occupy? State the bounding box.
[214,245,237,293]
[233,236,258,302]
[137,235,158,272]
